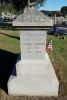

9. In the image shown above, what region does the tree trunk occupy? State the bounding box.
[28,0,38,7]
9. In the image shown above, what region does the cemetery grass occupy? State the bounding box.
[0,29,67,100]
[0,29,20,53]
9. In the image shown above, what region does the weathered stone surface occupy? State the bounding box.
[8,53,59,96]
[20,31,46,60]
[13,7,53,26]
[17,7,52,22]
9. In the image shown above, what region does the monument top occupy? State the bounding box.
[13,7,54,26]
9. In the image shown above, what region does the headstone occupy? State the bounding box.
[8,7,59,96]
[20,31,46,60]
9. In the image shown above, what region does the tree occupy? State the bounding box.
[61,6,67,15]
[41,10,61,17]
[0,2,16,15]
[12,0,46,12]
[0,0,46,13]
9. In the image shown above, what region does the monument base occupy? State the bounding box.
[8,53,59,96]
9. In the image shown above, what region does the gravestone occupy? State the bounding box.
[8,7,59,96]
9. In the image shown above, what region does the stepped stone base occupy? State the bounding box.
[7,53,59,96]
[8,75,59,96]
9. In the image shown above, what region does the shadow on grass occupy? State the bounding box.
[0,32,20,40]
[0,49,18,93]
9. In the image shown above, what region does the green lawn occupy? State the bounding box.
[0,29,20,53]
[0,29,67,99]
[47,34,67,83]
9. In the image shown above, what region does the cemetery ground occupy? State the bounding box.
[0,28,67,100]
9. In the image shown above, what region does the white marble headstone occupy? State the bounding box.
[20,31,46,60]
[8,7,59,96]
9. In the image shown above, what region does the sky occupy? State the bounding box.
[39,0,67,11]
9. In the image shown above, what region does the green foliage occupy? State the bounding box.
[12,0,46,12]
[0,3,17,14]
[0,0,46,13]
[41,10,63,17]
[61,6,67,15]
